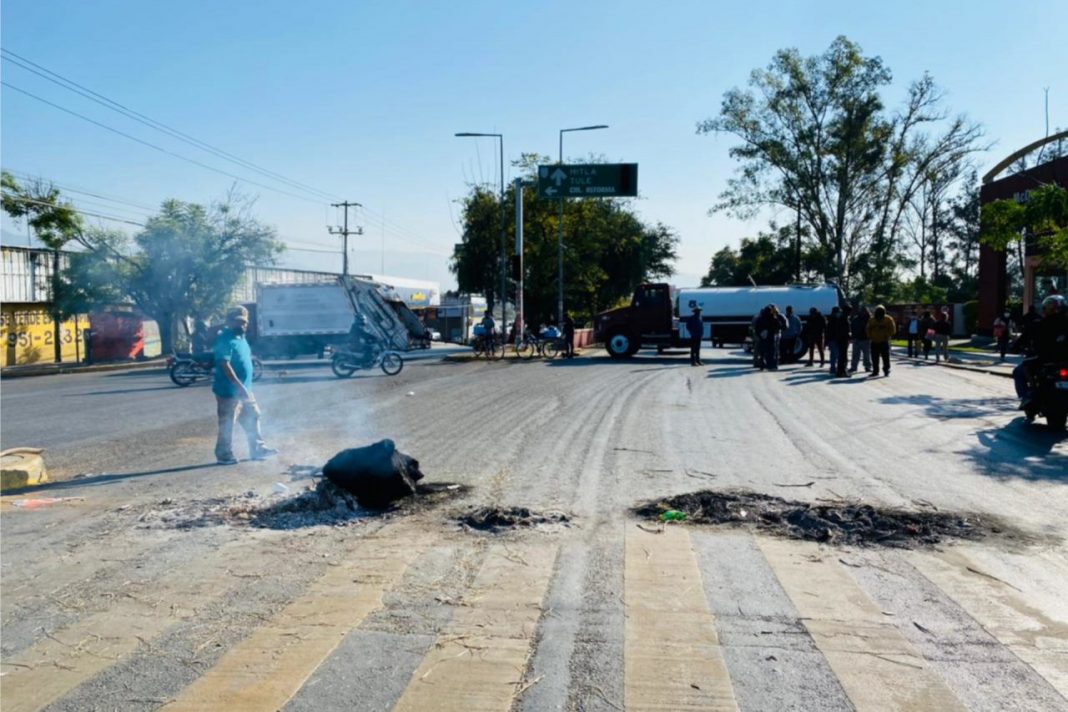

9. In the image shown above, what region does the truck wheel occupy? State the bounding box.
[606,331,636,359]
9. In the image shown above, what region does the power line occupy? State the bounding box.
[2,81,326,205]
[1,192,146,226]
[1,49,340,203]
[4,170,157,211]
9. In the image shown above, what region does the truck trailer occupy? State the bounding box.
[594,282,844,358]
[252,277,429,358]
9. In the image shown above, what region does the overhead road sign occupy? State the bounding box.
[537,163,638,198]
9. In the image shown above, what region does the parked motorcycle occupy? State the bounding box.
[1024,361,1068,430]
[330,343,404,378]
[168,352,264,387]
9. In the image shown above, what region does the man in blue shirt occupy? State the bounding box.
[213,306,277,465]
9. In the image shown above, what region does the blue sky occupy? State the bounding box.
[2,0,1066,290]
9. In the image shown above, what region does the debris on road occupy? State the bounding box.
[10,496,83,509]
[456,506,571,532]
[633,489,1016,548]
[659,510,687,522]
[323,439,424,509]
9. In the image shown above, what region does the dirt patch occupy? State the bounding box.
[456,506,571,533]
[136,480,471,531]
[633,489,1019,548]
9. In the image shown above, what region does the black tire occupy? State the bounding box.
[251,356,264,382]
[491,340,505,360]
[380,351,404,376]
[515,340,535,359]
[331,354,356,378]
[542,340,561,359]
[169,362,198,387]
[606,331,636,359]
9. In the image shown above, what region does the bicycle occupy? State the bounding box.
[472,333,505,360]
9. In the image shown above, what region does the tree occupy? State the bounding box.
[699,36,985,292]
[981,182,1068,271]
[1,171,84,362]
[700,226,813,287]
[451,157,678,325]
[63,192,284,353]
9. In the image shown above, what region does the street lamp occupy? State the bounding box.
[455,132,506,338]
[558,124,609,325]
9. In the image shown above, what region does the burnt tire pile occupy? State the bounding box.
[635,489,1012,548]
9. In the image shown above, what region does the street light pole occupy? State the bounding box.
[557,124,608,325]
[455,132,506,337]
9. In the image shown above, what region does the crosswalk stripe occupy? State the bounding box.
[624,525,738,711]
[161,526,429,711]
[758,538,967,712]
[910,547,1068,697]
[392,542,557,712]
[0,540,278,712]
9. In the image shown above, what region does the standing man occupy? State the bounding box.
[866,305,897,377]
[562,312,576,358]
[685,305,704,366]
[782,306,802,363]
[905,310,921,358]
[849,306,873,374]
[804,307,826,367]
[933,309,951,363]
[213,306,277,466]
[828,306,851,377]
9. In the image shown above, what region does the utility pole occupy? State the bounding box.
[328,201,362,275]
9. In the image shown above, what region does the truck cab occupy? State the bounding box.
[595,283,677,358]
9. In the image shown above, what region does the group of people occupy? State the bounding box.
[1011,295,1068,409]
[750,303,898,377]
[901,309,953,362]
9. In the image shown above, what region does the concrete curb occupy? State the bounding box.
[893,353,1012,379]
[1,359,168,379]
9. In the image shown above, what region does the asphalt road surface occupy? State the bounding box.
[2,345,1066,711]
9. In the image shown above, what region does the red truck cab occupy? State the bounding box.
[595,283,679,358]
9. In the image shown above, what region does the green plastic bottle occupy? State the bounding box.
[659,510,687,522]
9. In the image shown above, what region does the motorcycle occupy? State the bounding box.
[1024,361,1068,431]
[168,352,264,387]
[330,342,404,378]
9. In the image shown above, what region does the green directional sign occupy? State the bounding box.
[537,163,638,199]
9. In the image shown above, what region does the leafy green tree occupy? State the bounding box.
[1,171,84,361]
[66,194,284,352]
[451,159,678,325]
[699,36,984,291]
[981,182,1068,270]
[701,225,821,287]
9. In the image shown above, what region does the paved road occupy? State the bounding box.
[2,345,1066,711]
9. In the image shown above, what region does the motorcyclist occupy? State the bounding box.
[1014,295,1068,409]
[348,314,378,366]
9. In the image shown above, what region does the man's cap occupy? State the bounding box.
[227,306,249,323]
[691,305,701,312]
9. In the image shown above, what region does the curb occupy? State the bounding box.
[1,359,168,379]
[893,353,1013,379]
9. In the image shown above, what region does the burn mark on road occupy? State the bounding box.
[633,489,1027,548]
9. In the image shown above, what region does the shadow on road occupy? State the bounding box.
[878,394,1017,419]
[67,385,181,396]
[968,418,1067,481]
[10,462,222,494]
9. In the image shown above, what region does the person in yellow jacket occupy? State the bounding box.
[865,305,897,377]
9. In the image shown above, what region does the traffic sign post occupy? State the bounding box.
[537,163,638,199]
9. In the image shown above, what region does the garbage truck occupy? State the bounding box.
[251,277,429,358]
[593,282,844,358]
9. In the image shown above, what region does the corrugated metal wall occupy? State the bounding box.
[1,246,339,305]
[0,246,69,304]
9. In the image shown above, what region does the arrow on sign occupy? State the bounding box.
[545,187,557,196]
[551,168,567,185]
